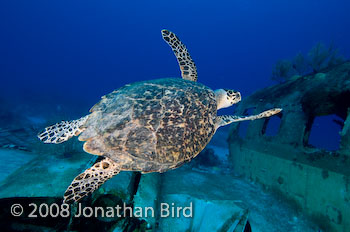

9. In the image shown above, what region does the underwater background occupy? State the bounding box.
[0,0,350,231]
[1,0,350,148]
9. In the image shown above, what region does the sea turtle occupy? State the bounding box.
[38,30,282,204]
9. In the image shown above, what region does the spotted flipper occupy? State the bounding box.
[63,157,120,204]
[37,116,88,144]
[215,108,282,129]
[161,29,198,82]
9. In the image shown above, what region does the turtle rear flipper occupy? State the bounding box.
[37,116,88,144]
[63,157,120,204]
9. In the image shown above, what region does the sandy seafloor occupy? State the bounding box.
[0,116,320,231]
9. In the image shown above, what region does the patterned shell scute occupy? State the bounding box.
[79,78,217,171]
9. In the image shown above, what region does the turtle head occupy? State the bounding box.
[214,89,241,110]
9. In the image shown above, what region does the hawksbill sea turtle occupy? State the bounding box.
[38,30,282,204]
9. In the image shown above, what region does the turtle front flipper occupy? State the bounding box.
[63,157,120,204]
[37,116,88,144]
[161,29,198,82]
[215,108,282,129]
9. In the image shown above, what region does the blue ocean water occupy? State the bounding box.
[1,1,349,144]
[1,0,349,103]
[0,1,349,231]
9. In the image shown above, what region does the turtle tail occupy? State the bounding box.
[37,116,88,144]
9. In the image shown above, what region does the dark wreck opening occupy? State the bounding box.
[302,90,350,152]
[238,121,250,139]
[307,114,344,151]
[261,113,283,137]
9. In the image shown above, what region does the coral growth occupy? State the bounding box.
[308,43,345,72]
[271,43,346,83]
[271,60,295,83]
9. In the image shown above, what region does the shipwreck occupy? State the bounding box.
[228,61,350,232]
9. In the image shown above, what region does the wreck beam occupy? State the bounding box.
[340,108,350,156]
